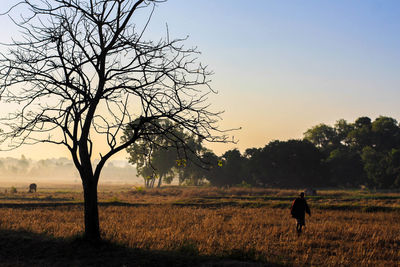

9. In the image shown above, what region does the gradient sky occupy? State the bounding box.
[0,0,400,160]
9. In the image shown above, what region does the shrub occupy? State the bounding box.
[236,181,252,188]
[133,186,145,194]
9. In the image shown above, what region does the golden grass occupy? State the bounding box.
[1,204,399,266]
[127,186,300,197]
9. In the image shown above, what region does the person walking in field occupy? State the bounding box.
[291,192,311,234]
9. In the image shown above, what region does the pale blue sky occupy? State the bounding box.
[0,0,400,159]
[148,0,400,154]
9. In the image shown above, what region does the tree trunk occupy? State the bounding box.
[157,174,163,188]
[82,180,100,241]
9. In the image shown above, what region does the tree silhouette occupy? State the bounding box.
[304,123,337,153]
[259,140,324,188]
[0,0,226,240]
[303,116,400,189]
[123,119,184,188]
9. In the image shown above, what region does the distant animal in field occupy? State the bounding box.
[28,183,37,193]
[304,188,317,196]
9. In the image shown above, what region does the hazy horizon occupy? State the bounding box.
[0,156,142,186]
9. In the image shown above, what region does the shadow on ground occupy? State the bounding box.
[0,229,281,267]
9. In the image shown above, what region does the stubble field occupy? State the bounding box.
[0,186,399,266]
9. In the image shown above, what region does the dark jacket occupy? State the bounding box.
[291,197,311,219]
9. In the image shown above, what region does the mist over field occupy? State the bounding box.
[0,156,141,186]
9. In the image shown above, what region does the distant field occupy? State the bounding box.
[0,186,399,266]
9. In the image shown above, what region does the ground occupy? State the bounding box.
[0,185,399,266]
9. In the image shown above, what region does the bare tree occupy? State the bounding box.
[0,0,227,241]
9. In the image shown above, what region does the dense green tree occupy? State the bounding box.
[175,136,208,186]
[371,116,400,151]
[387,149,400,188]
[243,148,265,186]
[125,115,400,189]
[361,147,389,188]
[326,148,365,187]
[191,151,223,186]
[361,146,400,189]
[304,119,353,152]
[220,149,246,186]
[123,120,178,188]
[205,149,245,186]
[124,120,207,187]
[334,119,354,146]
[302,116,400,188]
[124,119,212,187]
[304,124,337,150]
[259,140,325,188]
[348,117,373,150]
[204,115,400,189]
[355,117,400,188]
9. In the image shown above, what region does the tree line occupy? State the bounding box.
[124,116,400,189]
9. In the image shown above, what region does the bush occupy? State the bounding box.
[10,186,17,193]
[132,186,145,194]
[236,181,252,188]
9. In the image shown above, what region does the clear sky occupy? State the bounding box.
[0,0,400,160]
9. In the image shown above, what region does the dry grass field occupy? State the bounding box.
[0,186,400,266]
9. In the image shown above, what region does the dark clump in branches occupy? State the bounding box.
[0,0,227,240]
